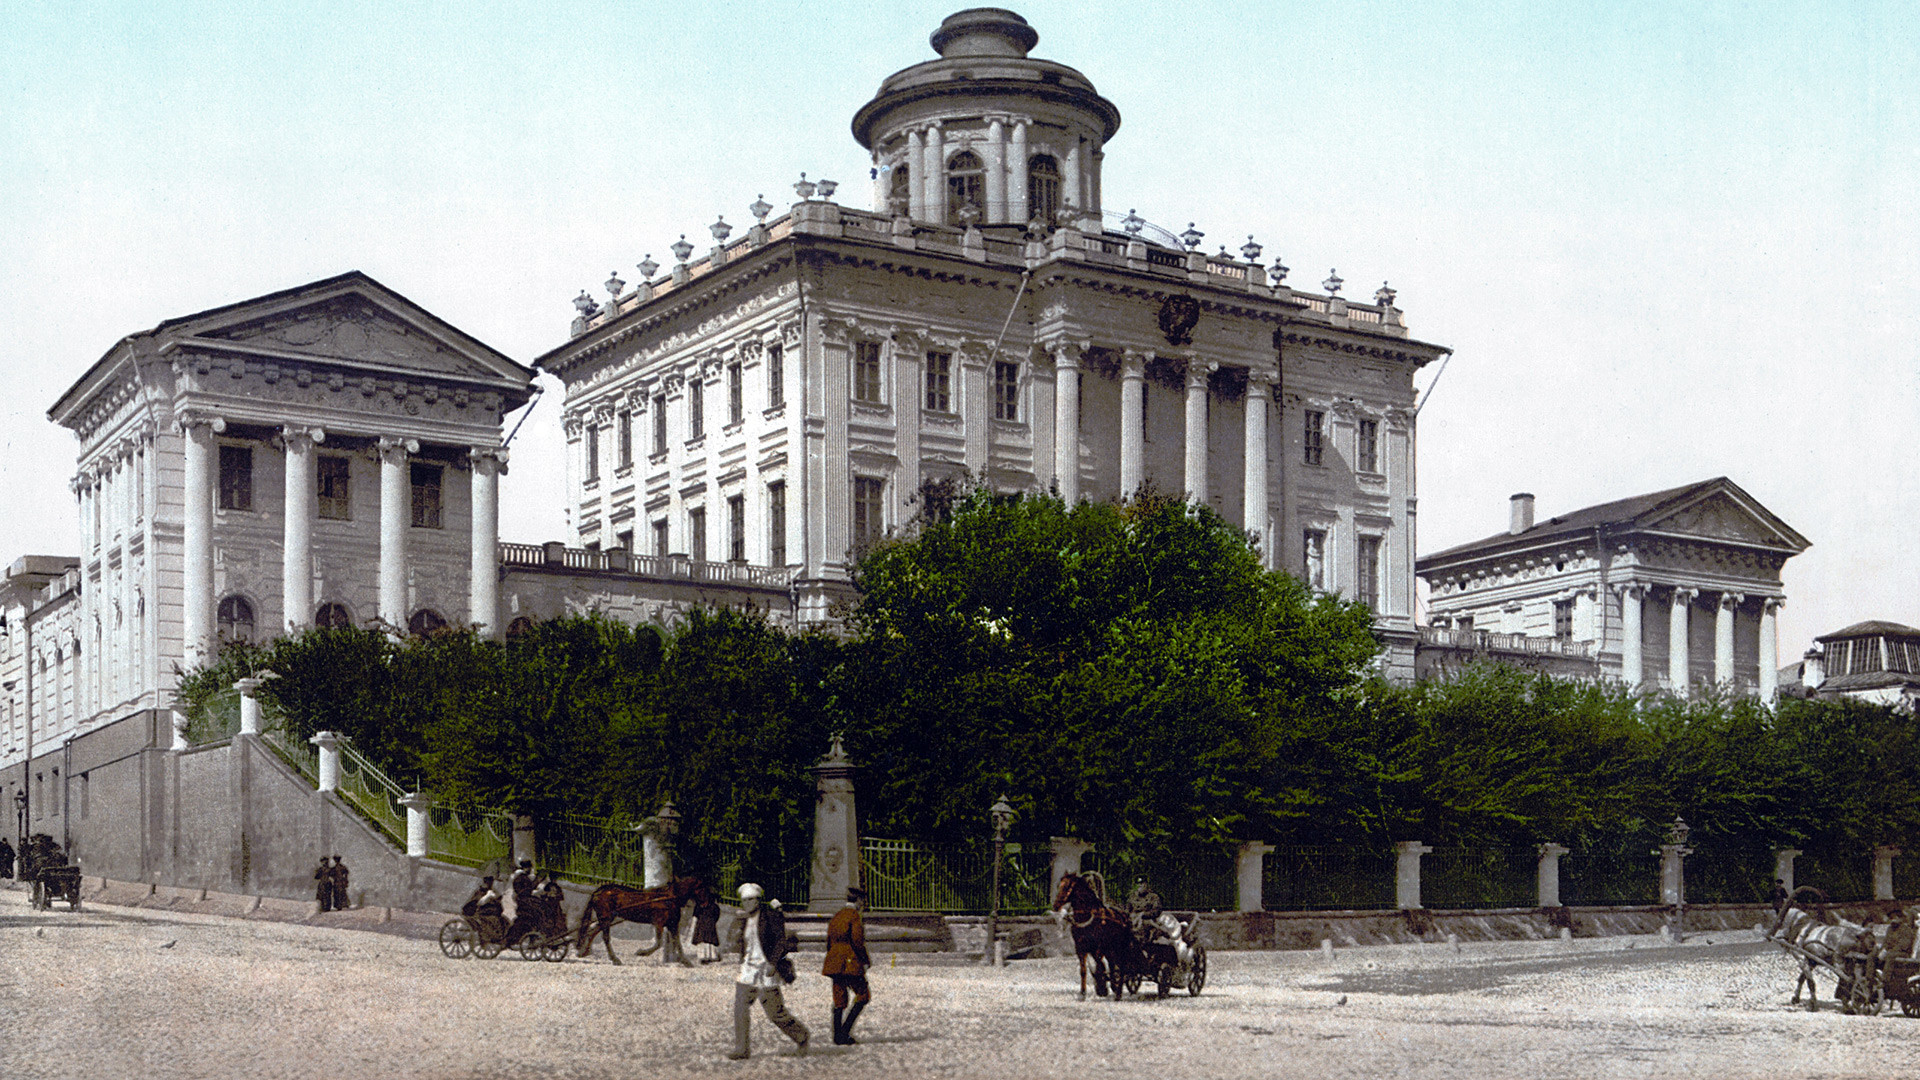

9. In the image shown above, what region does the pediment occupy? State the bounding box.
[1643,491,1801,550]
[190,294,505,381]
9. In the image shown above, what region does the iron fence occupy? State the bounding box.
[860,837,1053,914]
[1084,848,1238,912]
[1557,852,1662,906]
[425,803,514,870]
[335,745,409,849]
[1263,846,1397,911]
[1421,848,1539,909]
[542,813,646,885]
[1790,850,1875,903]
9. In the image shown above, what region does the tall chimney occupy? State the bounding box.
[1802,647,1826,691]
[1509,493,1535,535]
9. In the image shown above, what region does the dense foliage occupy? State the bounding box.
[178,490,1920,876]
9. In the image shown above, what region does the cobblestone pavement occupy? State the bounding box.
[5,884,1920,1080]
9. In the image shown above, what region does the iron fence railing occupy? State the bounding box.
[336,744,408,849]
[1085,848,1239,912]
[860,838,1053,914]
[542,813,646,885]
[1264,846,1398,911]
[1421,848,1539,909]
[425,803,514,870]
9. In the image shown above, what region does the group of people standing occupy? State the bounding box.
[313,855,349,912]
[725,882,872,1059]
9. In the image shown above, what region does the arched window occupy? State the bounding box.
[217,596,255,643]
[1027,155,1061,224]
[408,609,448,637]
[888,163,912,214]
[507,616,536,640]
[946,151,985,223]
[314,603,353,630]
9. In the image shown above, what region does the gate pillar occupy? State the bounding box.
[1537,843,1569,908]
[511,814,536,868]
[233,677,265,736]
[400,792,431,859]
[1874,846,1901,901]
[309,731,343,791]
[1049,836,1092,905]
[809,735,860,913]
[1773,848,1801,894]
[1395,841,1433,910]
[1237,842,1274,912]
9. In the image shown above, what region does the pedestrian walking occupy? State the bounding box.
[692,890,722,964]
[0,835,15,880]
[330,855,350,911]
[823,885,872,1045]
[724,882,808,1060]
[314,857,334,913]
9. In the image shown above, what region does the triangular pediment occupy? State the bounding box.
[189,293,507,381]
[1638,484,1808,552]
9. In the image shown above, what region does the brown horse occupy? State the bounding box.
[1052,870,1130,1001]
[575,876,709,966]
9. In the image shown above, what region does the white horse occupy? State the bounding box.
[1769,893,1869,1011]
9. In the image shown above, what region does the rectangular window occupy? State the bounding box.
[218,444,253,511]
[1358,419,1379,473]
[768,482,787,566]
[853,477,885,547]
[728,362,743,425]
[410,463,442,529]
[584,423,600,481]
[993,361,1020,421]
[1357,536,1381,611]
[1457,615,1474,633]
[653,519,670,557]
[689,507,707,562]
[767,344,785,408]
[615,529,632,553]
[728,495,746,563]
[653,394,668,455]
[854,341,883,404]
[1303,411,1324,467]
[925,351,952,412]
[689,379,705,439]
[1554,599,1574,641]
[617,411,633,469]
[317,455,351,520]
[1302,529,1327,591]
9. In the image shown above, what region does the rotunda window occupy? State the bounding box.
[1027,154,1060,224]
[947,151,985,222]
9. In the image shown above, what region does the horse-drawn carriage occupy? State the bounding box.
[440,877,570,962]
[1052,871,1208,1000]
[19,834,81,912]
[1768,886,1920,1016]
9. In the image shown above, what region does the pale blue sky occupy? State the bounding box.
[3,1,1915,657]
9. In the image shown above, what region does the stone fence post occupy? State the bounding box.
[233,677,264,736]
[1237,842,1274,912]
[401,792,432,859]
[1537,843,1569,908]
[512,814,536,867]
[1874,846,1901,902]
[1395,841,1433,910]
[310,731,343,792]
[1773,848,1801,894]
[1049,837,1092,904]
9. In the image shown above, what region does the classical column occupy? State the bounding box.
[961,347,990,475]
[377,437,418,632]
[905,128,925,220]
[1183,360,1214,505]
[1119,351,1147,498]
[469,448,504,638]
[1759,599,1783,703]
[984,117,1007,223]
[281,426,321,632]
[1715,592,1743,689]
[1618,583,1645,691]
[1669,587,1697,697]
[923,122,944,226]
[1052,342,1083,503]
[1009,120,1030,223]
[180,416,220,667]
[1244,373,1271,556]
[1062,139,1082,219]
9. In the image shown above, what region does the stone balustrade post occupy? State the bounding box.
[1874,845,1901,901]
[1537,843,1570,908]
[234,677,264,737]
[310,731,343,791]
[1237,841,1275,913]
[401,792,432,859]
[1395,841,1433,910]
[1049,836,1092,905]
[1773,848,1802,894]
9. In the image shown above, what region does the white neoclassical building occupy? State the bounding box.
[1417,478,1810,699]
[541,8,1449,676]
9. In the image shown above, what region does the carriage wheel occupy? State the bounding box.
[543,936,571,963]
[439,919,475,959]
[1901,997,1920,1019]
[1122,971,1143,996]
[1187,946,1207,996]
[475,936,505,960]
[518,932,546,962]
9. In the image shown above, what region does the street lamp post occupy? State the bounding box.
[986,795,1014,966]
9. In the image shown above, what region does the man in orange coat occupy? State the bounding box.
[822,886,872,1045]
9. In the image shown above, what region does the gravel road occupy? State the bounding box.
[4,883,1919,1080]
